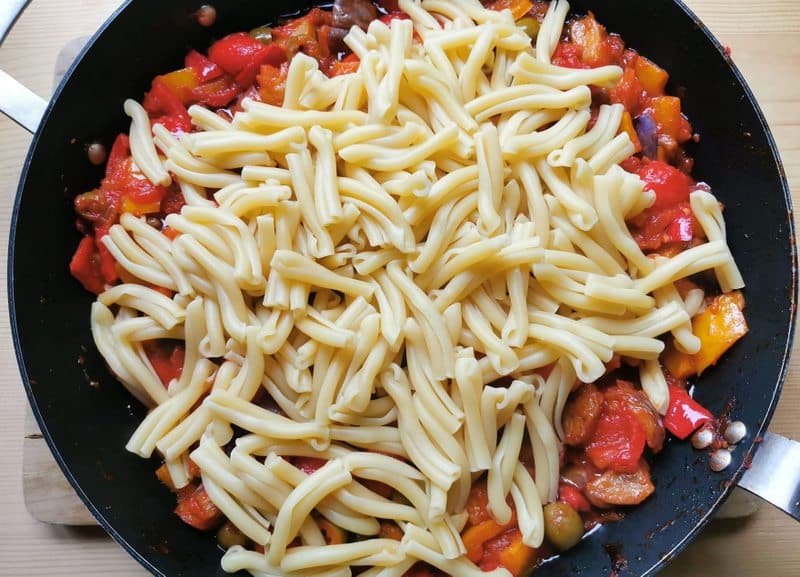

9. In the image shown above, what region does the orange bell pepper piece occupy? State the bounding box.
[619,111,641,153]
[635,55,668,96]
[488,0,534,20]
[663,292,748,378]
[463,519,509,562]
[496,529,538,577]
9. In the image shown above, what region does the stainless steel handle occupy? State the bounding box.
[0,0,48,134]
[739,432,800,522]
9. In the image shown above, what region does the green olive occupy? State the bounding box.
[518,17,541,39]
[216,522,249,550]
[249,26,274,44]
[543,502,584,552]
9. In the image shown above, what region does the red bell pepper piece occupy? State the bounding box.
[586,406,646,474]
[637,160,694,211]
[665,209,694,242]
[208,33,287,88]
[143,341,185,386]
[106,133,131,178]
[664,384,714,439]
[143,79,193,133]
[175,484,223,530]
[69,235,107,295]
[185,49,224,83]
[190,76,241,108]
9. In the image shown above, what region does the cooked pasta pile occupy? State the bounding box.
[90,0,743,575]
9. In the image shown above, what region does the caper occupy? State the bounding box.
[518,17,541,39]
[216,522,249,549]
[249,26,274,44]
[543,501,584,552]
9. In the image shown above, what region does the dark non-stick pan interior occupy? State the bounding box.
[9,0,795,575]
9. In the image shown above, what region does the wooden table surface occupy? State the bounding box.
[0,0,799,575]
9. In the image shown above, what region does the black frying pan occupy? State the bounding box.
[3,0,798,575]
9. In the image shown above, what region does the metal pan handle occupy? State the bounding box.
[0,0,48,133]
[739,432,800,522]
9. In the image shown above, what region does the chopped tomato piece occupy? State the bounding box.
[637,160,694,210]
[609,66,645,114]
[143,341,185,386]
[586,405,646,474]
[257,63,289,106]
[604,380,665,452]
[175,484,224,530]
[630,202,696,251]
[568,13,621,67]
[208,33,287,88]
[465,480,492,525]
[552,43,589,69]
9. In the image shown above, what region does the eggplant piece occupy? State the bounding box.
[333,0,378,31]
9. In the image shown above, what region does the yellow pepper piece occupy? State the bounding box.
[122,196,161,216]
[620,111,641,153]
[635,55,669,96]
[157,68,200,105]
[663,292,748,378]
[462,519,508,562]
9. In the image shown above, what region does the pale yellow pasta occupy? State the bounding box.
[86,2,748,576]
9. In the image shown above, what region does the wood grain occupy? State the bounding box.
[0,0,798,575]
